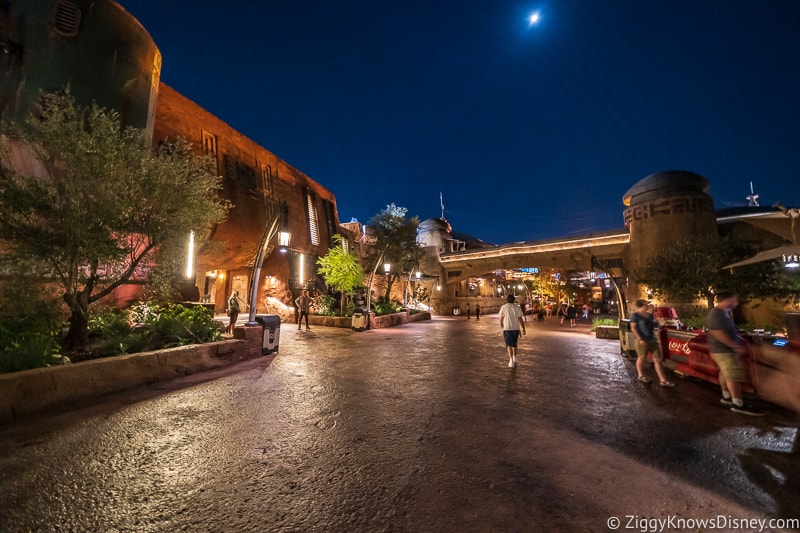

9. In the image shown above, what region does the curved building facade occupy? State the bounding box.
[622,170,718,300]
[0,0,160,137]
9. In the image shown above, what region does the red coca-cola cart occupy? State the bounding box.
[658,328,800,412]
[620,309,800,412]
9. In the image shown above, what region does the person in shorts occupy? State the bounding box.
[630,300,674,387]
[706,291,764,416]
[498,295,526,368]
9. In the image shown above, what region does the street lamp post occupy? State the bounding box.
[245,207,290,326]
[365,247,389,314]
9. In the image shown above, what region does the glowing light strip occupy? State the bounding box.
[185,231,195,278]
[299,253,305,286]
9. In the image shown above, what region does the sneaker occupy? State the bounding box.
[730,404,766,416]
[720,397,734,406]
[512,356,517,367]
[508,360,514,368]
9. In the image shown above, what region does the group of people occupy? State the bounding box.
[498,290,764,416]
[230,286,763,416]
[629,292,764,416]
[224,289,314,334]
[465,303,481,320]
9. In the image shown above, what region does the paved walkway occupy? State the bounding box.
[2,315,796,531]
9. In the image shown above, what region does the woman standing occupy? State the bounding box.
[227,290,241,334]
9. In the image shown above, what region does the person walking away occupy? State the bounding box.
[558,305,566,326]
[226,290,241,334]
[475,303,481,320]
[567,304,577,327]
[295,289,312,330]
[706,291,764,416]
[499,295,526,368]
[466,303,471,319]
[630,300,674,387]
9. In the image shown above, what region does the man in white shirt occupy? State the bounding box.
[498,294,526,368]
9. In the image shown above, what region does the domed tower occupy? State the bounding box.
[417,217,452,253]
[0,0,161,138]
[416,218,454,314]
[623,170,718,303]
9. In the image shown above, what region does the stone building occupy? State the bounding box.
[0,0,341,319]
[153,84,340,317]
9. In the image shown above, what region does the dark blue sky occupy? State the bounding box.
[121,0,800,245]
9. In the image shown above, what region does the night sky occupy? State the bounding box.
[121,0,800,245]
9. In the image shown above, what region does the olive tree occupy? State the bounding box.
[635,234,798,309]
[0,92,229,350]
[367,204,423,301]
[317,234,365,315]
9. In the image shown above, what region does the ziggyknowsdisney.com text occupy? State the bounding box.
[607,514,799,532]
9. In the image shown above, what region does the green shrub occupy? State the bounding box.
[591,317,618,332]
[82,303,224,359]
[89,306,133,338]
[0,278,66,372]
[679,315,707,330]
[138,303,224,349]
[313,294,337,316]
[373,299,402,316]
[0,326,62,373]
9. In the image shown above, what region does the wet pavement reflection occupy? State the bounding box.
[1,315,798,531]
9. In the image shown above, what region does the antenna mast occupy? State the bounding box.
[746,181,760,207]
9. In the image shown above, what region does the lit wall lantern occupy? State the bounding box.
[415,271,421,280]
[784,253,800,269]
[384,263,391,276]
[185,231,195,279]
[278,230,291,253]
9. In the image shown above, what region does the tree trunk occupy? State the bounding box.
[63,291,90,351]
[384,276,396,301]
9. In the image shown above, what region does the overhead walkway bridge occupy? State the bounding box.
[438,228,630,284]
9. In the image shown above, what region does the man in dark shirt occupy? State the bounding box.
[630,300,673,386]
[706,291,764,416]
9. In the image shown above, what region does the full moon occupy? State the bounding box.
[528,11,540,25]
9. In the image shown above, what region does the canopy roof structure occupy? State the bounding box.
[723,244,800,269]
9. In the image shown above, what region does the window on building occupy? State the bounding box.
[305,189,320,246]
[260,164,274,197]
[201,131,218,172]
[323,199,337,248]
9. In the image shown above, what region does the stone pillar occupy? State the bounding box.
[622,171,718,305]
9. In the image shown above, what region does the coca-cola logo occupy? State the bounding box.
[668,339,692,355]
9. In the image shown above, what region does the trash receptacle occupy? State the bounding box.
[619,318,636,358]
[255,314,281,355]
[351,308,367,331]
